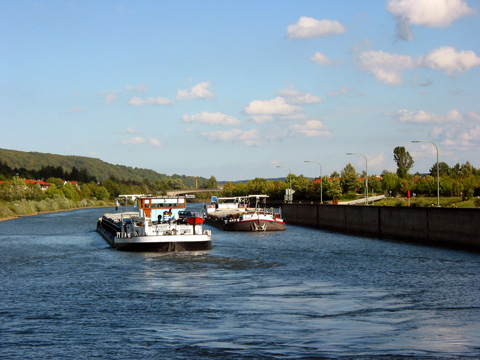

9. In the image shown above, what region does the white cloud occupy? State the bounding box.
[436,111,480,150]
[147,97,173,106]
[128,96,144,106]
[445,109,464,122]
[100,90,119,105]
[421,46,480,74]
[289,120,331,137]
[278,113,306,121]
[121,136,163,147]
[287,17,346,39]
[123,127,138,134]
[276,85,322,105]
[125,83,147,92]
[244,97,303,116]
[148,138,162,147]
[327,87,365,98]
[368,152,386,169]
[104,93,118,105]
[177,81,215,100]
[387,0,474,40]
[200,129,261,146]
[310,52,333,65]
[432,126,444,138]
[182,111,240,126]
[357,46,479,85]
[394,109,441,123]
[122,137,146,145]
[128,96,173,106]
[394,109,464,124]
[357,50,416,85]
[250,115,274,124]
[396,110,480,153]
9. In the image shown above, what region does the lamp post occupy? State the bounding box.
[276,165,292,203]
[346,152,368,205]
[304,160,322,204]
[411,140,440,207]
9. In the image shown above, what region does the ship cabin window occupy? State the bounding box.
[136,198,185,209]
[139,199,150,208]
[152,202,177,208]
[151,199,183,208]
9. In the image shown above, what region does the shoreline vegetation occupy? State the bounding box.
[2,194,478,223]
[0,198,113,222]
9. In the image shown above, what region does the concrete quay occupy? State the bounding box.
[280,203,480,251]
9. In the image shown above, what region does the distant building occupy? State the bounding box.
[0,179,51,191]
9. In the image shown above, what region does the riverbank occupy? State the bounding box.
[0,198,113,222]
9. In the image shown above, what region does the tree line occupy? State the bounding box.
[1,146,479,206]
[220,147,480,203]
[0,161,218,203]
[0,162,97,183]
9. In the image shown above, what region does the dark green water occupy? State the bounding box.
[1,206,479,359]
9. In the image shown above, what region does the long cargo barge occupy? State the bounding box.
[203,195,286,232]
[97,195,211,251]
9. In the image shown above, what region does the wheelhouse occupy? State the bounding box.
[137,196,186,220]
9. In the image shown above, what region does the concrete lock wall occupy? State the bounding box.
[281,204,480,251]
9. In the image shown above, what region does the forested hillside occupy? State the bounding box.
[0,148,209,187]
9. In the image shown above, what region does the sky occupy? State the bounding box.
[1,0,480,181]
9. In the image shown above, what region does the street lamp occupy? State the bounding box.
[304,160,323,204]
[276,165,292,203]
[411,140,440,207]
[346,152,368,205]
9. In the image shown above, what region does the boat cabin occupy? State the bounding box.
[136,196,186,222]
[206,195,269,214]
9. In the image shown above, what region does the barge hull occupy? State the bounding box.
[96,222,211,252]
[204,216,286,231]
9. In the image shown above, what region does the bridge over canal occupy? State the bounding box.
[166,188,222,196]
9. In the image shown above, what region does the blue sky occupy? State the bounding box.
[1,0,479,181]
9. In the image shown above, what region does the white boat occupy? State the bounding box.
[204,195,286,231]
[97,195,212,251]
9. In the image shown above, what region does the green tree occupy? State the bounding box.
[247,178,267,194]
[460,161,475,177]
[168,178,185,190]
[340,163,358,194]
[325,178,342,199]
[429,162,450,177]
[62,182,81,201]
[398,178,414,196]
[452,180,464,197]
[95,186,110,201]
[368,175,382,194]
[414,175,436,196]
[80,183,93,199]
[47,177,64,187]
[381,172,400,196]
[205,176,218,189]
[220,182,236,197]
[393,146,414,178]
[233,182,248,196]
[293,175,311,199]
[102,179,121,199]
[45,183,63,199]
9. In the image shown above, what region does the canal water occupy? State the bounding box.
[1,206,479,359]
